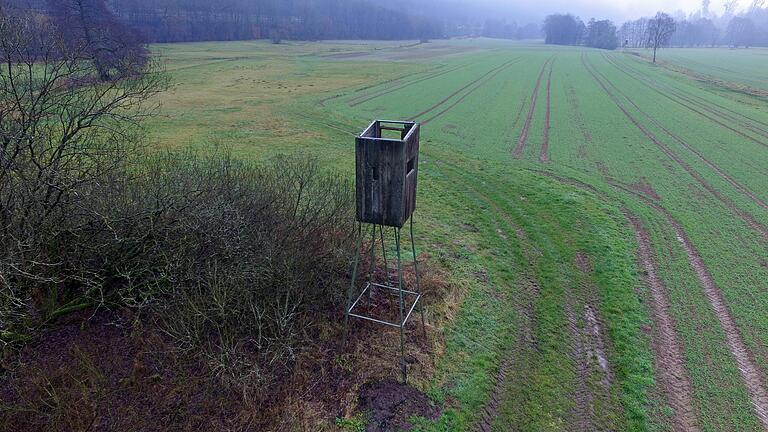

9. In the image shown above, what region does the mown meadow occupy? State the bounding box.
[146,39,768,431]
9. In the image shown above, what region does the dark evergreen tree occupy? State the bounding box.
[543,14,585,45]
[585,19,618,50]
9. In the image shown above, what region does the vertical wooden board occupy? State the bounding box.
[355,120,420,227]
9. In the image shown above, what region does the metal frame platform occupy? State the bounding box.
[342,218,425,383]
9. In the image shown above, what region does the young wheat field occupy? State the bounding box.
[148,39,768,431]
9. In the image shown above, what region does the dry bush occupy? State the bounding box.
[139,152,356,396]
[0,9,165,345]
[0,11,356,394]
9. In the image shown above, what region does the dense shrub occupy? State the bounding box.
[0,150,355,380]
[0,11,356,389]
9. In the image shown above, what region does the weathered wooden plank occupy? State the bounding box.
[355,120,420,227]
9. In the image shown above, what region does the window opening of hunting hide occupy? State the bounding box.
[344,120,425,384]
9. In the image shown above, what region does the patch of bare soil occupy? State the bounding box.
[359,379,439,432]
[0,258,452,432]
[0,310,246,432]
[566,252,617,431]
[628,178,662,201]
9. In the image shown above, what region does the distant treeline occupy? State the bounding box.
[2,0,444,42]
[544,3,768,51]
[543,14,619,50]
[107,0,444,42]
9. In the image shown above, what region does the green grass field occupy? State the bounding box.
[627,47,768,97]
[147,39,768,431]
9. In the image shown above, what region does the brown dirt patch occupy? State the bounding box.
[574,251,592,273]
[0,310,245,432]
[628,179,662,201]
[359,379,439,432]
[1,256,453,432]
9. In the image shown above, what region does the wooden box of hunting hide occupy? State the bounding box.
[355,120,420,228]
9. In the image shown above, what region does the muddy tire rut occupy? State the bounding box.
[539,66,554,163]
[625,210,700,432]
[513,57,554,159]
[582,53,768,241]
[565,252,617,431]
[410,57,521,122]
[604,54,768,150]
[612,182,768,431]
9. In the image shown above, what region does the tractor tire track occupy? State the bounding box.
[478,224,539,432]
[610,182,768,431]
[539,66,554,163]
[625,210,700,432]
[566,252,617,431]
[582,53,768,241]
[321,65,443,106]
[421,62,517,125]
[476,266,539,432]
[605,55,768,150]
[593,57,768,211]
[455,165,620,431]
[510,95,527,132]
[606,54,768,133]
[410,57,521,122]
[666,217,768,432]
[433,161,540,432]
[513,57,553,159]
[347,62,469,107]
[660,86,768,140]
[609,54,768,138]
[565,85,594,160]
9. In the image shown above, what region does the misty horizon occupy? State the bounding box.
[384,0,738,26]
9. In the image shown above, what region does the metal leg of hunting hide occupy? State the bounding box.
[368,224,377,298]
[342,222,363,349]
[379,224,390,284]
[395,227,407,383]
[410,216,426,338]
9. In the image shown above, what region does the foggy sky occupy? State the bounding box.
[426,0,736,23]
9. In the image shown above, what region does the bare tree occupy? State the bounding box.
[0,9,165,333]
[724,0,740,16]
[646,12,676,63]
[46,0,146,81]
[726,16,757,47]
